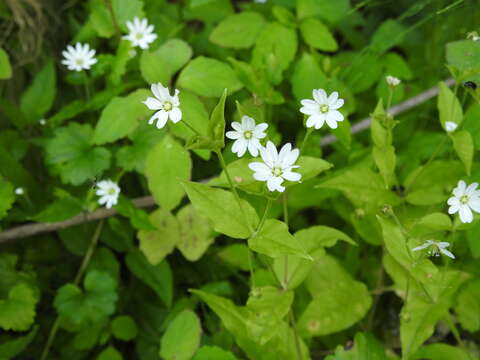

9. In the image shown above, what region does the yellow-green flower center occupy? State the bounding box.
[272,167,283,177]
[460,195,469,204]
[108,188,116,195]
[75,58,84,66]
[135,32,144,40]
[244,130,253,139]
[163,101,173,111]
[320,104,329,113]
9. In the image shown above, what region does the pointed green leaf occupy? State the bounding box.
[300,18,338,52]
[209,89,227,150]
[0,48,12,79]
[437,81,463,130]
[450,130,474,175]
[160,310,201,360]
[210,12,266,49]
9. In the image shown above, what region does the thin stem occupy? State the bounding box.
[256,198,272,235]
[215,150,252,234]
[386,87,394,110]
[40,220,104,360]
[283,192,289,288]
[182,120,202,137]
[299,127,313,154]
[83,71,90,101]
[289,310,303,360]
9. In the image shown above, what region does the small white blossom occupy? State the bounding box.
[15,188,24,195]
[386,75,401,87]
[445,121,458,133]
[143,83,182,129]
[248,141,301,192]
[226,116,268,157]
[123,17,157,49]
[412,240,455,259]
[300,89,344,129]
[61,43,97,72]
[447,180,480,223]
[39,119,46,126]
[467,32,480,41]
[96,180,120,209]
[254,0,267,3]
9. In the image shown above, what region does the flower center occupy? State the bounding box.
[107,188,116,195]
[75,58,84,66]
[460,195,470,204]
[320,104,329,113]
[163,101,173,111]
[271,166,283,177]
[244,130,253,139]
[135,32,144,40]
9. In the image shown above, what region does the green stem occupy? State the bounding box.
[83,71,90,101]
[256,198,272,236]
[289,310,303,360]
[283,192,289,288]
[182,120,202,137]
[40,220,105,360]
[299,128,313,154]
[386,87,394,110]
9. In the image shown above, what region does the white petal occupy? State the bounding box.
[327,91,339,105]
[466,182,479,196]
[168,107,182,123]
[468,198,480,213]
[278,143,292,163]
[148,110,169,129]
[412,243,431,251]
[282,171,301,182]
[242,116,255,130]
[226,131,242,140]
[453,180,466,197]
[326,110,344,128]
[300,106,319,116]
[231,122,242,132]
[313,89,327,104]
[301,99,318,108]
[459,205,474,223]
[232,139,247,157]
[330,98,344,110]
[264,141,278,166]
[248,138,261,157]
[143,97,163,110]
[440,248,455,259]
[437,242,450,248]
[448,204,459,214]
[267,176,285,192]
[151,83,169,101]
[447,196,460,206]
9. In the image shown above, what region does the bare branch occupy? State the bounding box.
[0,79,456,243]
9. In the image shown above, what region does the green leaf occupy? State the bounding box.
[454,279,480,332]
[245,286,294,344]
[177,204,215,261]
[325,332,386,360]
[412,344,471,360]
[45,123,111,185]
[108,40,133,86]
[298,255,371,337]
[183,0,233,23]
[54,270,117,328]
[400,270,469,358]
[0,326,38,359]
[296,0,350,23]
[20,59,56,122]
[97,346,123,360]
[125,250,173,307]
[373,145,396,187]
[317,167,401,209]
[140,39,192,84]
[112,0,144,31]
[450,130,474,175]
[114,196,156,231]
[300,18,338,52]
[116,124,164,173]
[249,219,312,259]
[0,48,12,79]
[0,179,14,220]
[291,53,328,101]
[145,135,191,211]
[341,52,382,94]
[111,315,138,341]
[0,283,37,331]
[370,20,405,53]
[252,22,297,85]
[93,89,151,145]
[159,310,202,360]
[209,89,227,150]
[181,181,258,239]
[89,0,115,38]
[417,213,452,231]
[218,244,251,271]
[178,56,243,98]
[73,320,107,350]
[137,209,180,265]
[295,225,356,248]
[437,81,463,129]
[192,346,237,360]
[209,12,266,49]
[446,39,480,71]
[297,156,333,181]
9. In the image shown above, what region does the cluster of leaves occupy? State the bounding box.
[1,0,480,359]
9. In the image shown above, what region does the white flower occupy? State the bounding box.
[39,119,46,126]
[123,17,157,49]
[447,180,480,223]
[226,116,268,157]
[15,188,24,195]
[248,141,301,192]
[96,180,120,209]
[143,83,182,129]
[61,43,97,72]
[412,240,455,259]
[254,0,267,3]
[445,121,458,133]
[386,75,401,87]
[300,89,344,129]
